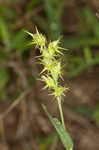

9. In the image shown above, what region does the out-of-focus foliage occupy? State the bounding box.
[36,132,57,150]
[26,0,42,11]
[64,8,99,77]
[45,0,65,39]
[0,67,9,100]
[0,17,10,48]
[0,1,31,101]
[1,1,99,78]
[11,30,29,51]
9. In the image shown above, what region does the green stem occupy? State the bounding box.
[57,97,65,129]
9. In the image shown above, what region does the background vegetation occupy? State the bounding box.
[0,0,99,150]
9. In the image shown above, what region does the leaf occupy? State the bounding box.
[0,67,9,88]
[0,67,9,101]
[83,8,99,38]
[63,36,99,49]
[84,47,93,64]
[71,106,94,117]
[42,105,73,150]
[37,132,57,150]
[0,17,10,48]
[0,47,8,61]
[0,88,7,101]
[26,0,41,12]
[93,109,99,125]
[44,0,63,39]
[11,30,29,51]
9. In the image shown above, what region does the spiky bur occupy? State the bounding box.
[26,29,68,99]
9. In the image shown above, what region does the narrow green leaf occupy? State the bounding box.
[84,47,93,64]
[0,17,10,48]
[42,104,73,150]
[0,67,9,88]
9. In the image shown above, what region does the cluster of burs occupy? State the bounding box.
[27,29,68,99]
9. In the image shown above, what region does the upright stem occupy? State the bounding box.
[57,97,65,129]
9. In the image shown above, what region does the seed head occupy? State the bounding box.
[27,29,67,99]
[26,29,46,50]
[41,75,56,89]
